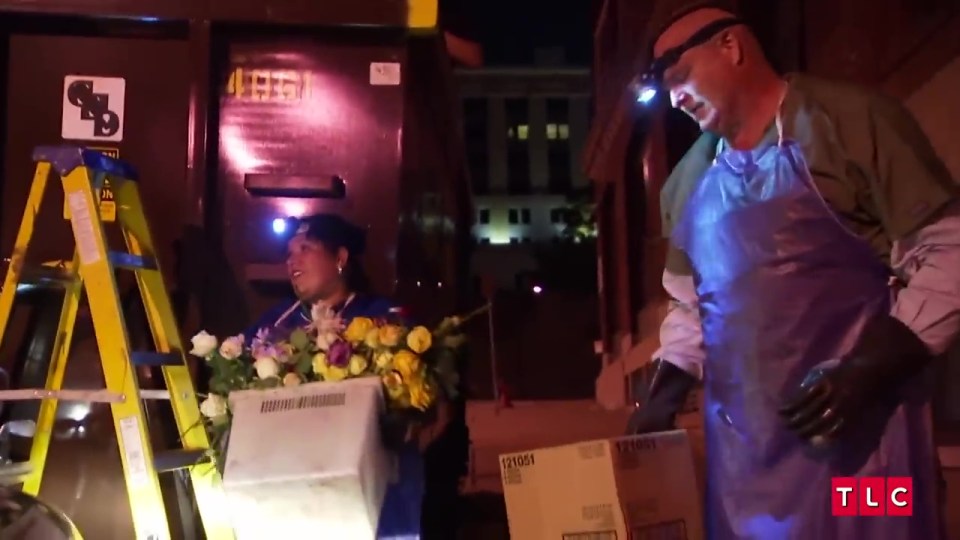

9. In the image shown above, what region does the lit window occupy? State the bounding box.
[558,124,569,139]
[517,124,529,140]
[546,123,557,140]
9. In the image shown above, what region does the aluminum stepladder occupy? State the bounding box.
[0,146,234,540]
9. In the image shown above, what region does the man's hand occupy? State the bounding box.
[626,359,697,435]
[778,362,873,442]
[779,314,933,443]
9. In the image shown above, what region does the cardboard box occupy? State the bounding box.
[222,377,392,540]
[500,430,703,540]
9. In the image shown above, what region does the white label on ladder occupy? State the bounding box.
[118,416,150,488]
[66,191,102,265]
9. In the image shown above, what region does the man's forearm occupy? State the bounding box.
[890,199,960,356]
[653,270,706,380]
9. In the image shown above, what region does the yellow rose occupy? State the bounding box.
[311,352,329,376]
[374,351,394,371]
[344,317,375,343]
[406,326,432,354]
[325,365,349,382]
[378,325,403,347]
[393,350,422,380]
[364,328,381,348]
[348,354,369,376]
[408,378,435,411]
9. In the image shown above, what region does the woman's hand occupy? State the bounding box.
[405,395,453,452]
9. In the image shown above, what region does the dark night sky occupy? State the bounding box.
[448,0,596,66]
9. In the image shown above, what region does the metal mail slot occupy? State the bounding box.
[243,173,346,199]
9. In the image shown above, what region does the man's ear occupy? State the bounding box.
[718,30,744,65]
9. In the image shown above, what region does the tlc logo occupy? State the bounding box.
[831,477,913,516]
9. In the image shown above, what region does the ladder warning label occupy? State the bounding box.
[119,416,150,488]
[66,191,102,266]
[89,146,118,223]
[62,147,119,223]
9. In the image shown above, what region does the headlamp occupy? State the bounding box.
[631,16,744,106]
[272,216,302,238]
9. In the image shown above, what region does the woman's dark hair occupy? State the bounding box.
[294,213,371,293]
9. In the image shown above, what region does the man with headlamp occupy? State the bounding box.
[625,2,960,538]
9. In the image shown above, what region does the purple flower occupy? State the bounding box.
[328,340,352,368]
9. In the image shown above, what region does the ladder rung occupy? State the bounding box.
[18,264,74,288]
[108,252,157,271]
[130,351,183,367]
[154,449,207,473]
[138,389,171,400]
[0,388,124,403]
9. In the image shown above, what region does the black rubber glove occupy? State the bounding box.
[779,314,933,442]
[626,359,698,435]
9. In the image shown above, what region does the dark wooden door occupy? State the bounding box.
[214,32,406,328]
[2,33,191,277]
[0,30,192,539]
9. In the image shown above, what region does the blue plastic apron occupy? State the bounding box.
[672,113,942,539]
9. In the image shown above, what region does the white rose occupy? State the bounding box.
[315,331,339,351]
[219,335,244,360]
[254,352,278,368]
[254,357,280,379]
[190,330,218,358]
[199,394,228,419]
[283,373,302,387]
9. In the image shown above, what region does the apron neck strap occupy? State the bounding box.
[774,80,789,146]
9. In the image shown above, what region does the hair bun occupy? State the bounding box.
[346,222,367,256]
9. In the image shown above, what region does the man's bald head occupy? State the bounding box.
[645,7,778,143]
[653,7,739,58]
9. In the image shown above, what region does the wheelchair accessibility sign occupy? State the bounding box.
[62,146,119,222]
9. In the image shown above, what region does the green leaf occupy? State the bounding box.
[296,351,313,373]
[256,377,281,389]
[290,329,310,351]
[442,334,467,349]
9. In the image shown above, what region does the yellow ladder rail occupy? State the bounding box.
[0,145,234,540]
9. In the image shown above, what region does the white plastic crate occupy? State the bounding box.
[222,376,392,540]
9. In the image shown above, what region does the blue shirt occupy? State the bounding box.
[245,294,423,539]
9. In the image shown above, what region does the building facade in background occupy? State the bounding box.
[454,49,601,400]
[456,49,592,290]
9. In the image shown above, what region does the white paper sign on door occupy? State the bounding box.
[61,75,126,142]
[369,62,401,86]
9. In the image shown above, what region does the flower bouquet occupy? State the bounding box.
[191,303,487,469]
